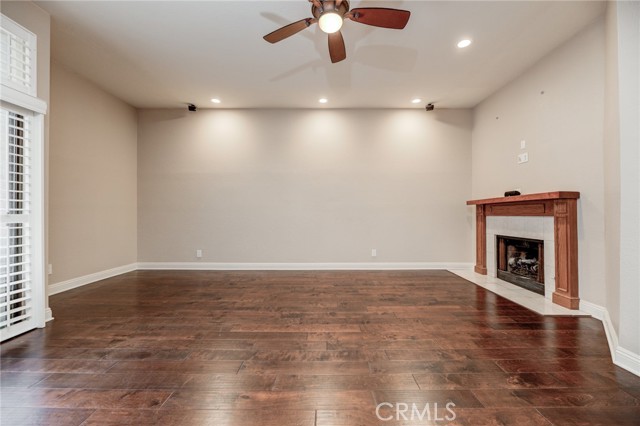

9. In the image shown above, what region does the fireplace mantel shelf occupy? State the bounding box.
[467,191,581,309]
[467,191,580,206]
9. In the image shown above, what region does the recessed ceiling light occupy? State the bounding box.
[457,39,472,49]
[411,98,422,104]
[211,98,221,104]
[318,98,328,104]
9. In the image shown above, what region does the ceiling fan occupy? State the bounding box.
[263,0,411,63]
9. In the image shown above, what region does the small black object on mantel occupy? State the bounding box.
[504,190,521,197]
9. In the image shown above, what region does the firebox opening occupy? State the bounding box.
[496,235,544,295]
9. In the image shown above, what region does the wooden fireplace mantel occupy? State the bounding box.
[467,191,580,309]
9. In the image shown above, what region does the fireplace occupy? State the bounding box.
[467,192,580,309]
[497,235,544,295]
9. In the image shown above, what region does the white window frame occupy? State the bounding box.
[0,14,46,340]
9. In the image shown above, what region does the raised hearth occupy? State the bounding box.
[467,191,580,309]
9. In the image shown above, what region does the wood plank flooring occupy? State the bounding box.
[1,270,639,425]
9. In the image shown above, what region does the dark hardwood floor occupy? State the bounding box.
[1,270,639,425]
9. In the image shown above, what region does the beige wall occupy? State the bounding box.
[472,18,607,305]
[49,62,137,283]
[138,109,473,264]
[603,1,621,334]
[614,0,639,357]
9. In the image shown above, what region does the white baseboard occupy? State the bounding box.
[136,262,474,271]
[47,263,138,296]
[579,299,608,321]
[580,299,640,376]
[45,307,54,322]
[616,346,640,377]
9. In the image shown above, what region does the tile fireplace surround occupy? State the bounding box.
[488,216,554,299]
[467,192,580,309]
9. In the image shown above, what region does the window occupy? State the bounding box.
[0,14,45,341]
[1,15,36,96]
[0,109,33,334]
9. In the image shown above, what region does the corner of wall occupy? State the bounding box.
[603,0,621,336]
[580,299,640,376]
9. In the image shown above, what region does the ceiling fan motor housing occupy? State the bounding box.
[312,0,350,19]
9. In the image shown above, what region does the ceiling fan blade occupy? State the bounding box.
[349,8,411,29]
[328,31,346,63]
[263,18,316,43]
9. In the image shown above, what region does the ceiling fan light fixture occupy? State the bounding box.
[318,11,343,34]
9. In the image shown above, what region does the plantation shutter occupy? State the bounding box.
[0,17,36,96]
[0,108,35,337]
[0,14,45,341]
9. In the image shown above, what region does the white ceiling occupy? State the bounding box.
[37,0,605,109]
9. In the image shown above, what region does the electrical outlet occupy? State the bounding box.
[47,264,53,275]
[196,249,203,258]
[517,152,529,164]
[371,249,377,257]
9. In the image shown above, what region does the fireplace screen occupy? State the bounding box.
[497,235,544,295]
